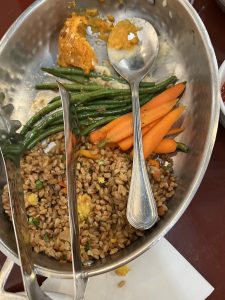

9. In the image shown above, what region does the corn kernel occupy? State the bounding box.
[27,193,38,206]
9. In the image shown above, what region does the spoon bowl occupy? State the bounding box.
[107,18,159,83]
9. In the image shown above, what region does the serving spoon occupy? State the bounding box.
[58,82,88,300]
[0,87,87,299]
[0,101,52,299]
[107,18,159,230]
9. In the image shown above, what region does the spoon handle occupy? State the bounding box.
[1,157,52,300]
[58,82,88,300]
[126,82,158,230]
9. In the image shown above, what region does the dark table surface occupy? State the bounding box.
[0,1,225,299]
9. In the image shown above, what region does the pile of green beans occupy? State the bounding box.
[20,66,177,151]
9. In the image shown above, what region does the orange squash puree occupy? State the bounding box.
[108,19,140,50]
[85,8,99,17]
[58,15,96,73]
[88,17,114,41]
[58,13,114,73]
[85,8,114,41]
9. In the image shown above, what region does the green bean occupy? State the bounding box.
[23,129,38,148]
[36,76,177,97]
[42,67,89,77]
[25,116,119,149]
[42,68,88,84]
[76,102,128,112]
[50,96,130,107]
[26,125,64,150]
[49,91,90,105]
[49,93,131,105]
[61,74,88,84]
[69,75,89,84]
[22,90,169,150]
[20,100,63,135]
[92,94,131,101]
[80,116,117,136]
[77,95,153,119]
[141,76,177,94]
[98,98,132,105]
[23,111,63,145]
[140,81,155,87]
[49,91,153,110]
[41,67,171,89]
[83,92,153,106]
[50,92,133,107]
[37,111,63,129]
[35,82,104,91]
[58,89,129,106]
[23,100,126,144]
[76,94,132,106]
[25,92,151,141]
[21,90,119,134]
[22,75,176,137]
[70,89,131,104]
[50,119,64,127]
[39,77,176,110]
[79,118,102,127]
[49,118,100,131]
[42,67,156,88]
[44,76,173,105]
[48,96,61,104]
[176,142,189,153]
[88,99,130,106]
[21,89,155,136]
[78,110,125,120]
[99,94,151,112]
[77,106,105,113]
[42,67,126,84]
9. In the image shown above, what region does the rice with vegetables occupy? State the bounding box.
[2,133,177,263]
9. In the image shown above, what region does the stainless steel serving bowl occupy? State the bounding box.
[0,0,219,278]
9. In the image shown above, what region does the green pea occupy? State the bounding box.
[35,180,43,190]
[28,217,40,227]
[44,233,50,242]
[84,242,90,252]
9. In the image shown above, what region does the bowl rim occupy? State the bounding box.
[0,0,220,278]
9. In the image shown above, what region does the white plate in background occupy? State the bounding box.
[41,238,214,300]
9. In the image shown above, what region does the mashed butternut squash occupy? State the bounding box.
[88,17,114,41]
[58,12,139,73]
[58,13,114,73]
[108,19,140,50]
[58,15,96,73]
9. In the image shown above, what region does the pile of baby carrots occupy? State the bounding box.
[90,82,188,159]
